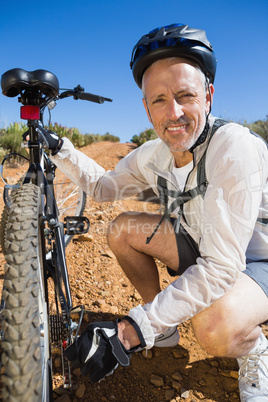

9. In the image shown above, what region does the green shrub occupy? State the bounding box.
[131,128,157,147]
[102,132,120,142]
[0,122,120,156]
[244,116,268,142]
[0,122,28,157]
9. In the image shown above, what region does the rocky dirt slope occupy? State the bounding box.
[1,141,267,402]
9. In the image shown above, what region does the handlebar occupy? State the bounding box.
[59,85,112,104]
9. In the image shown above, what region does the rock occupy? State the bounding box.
[76,290,84,299]
[83,313,91,323]
[172,380,181,390]
[110,306,119,314]
[99,291,110,297]
[150,374,164,387]
[142,349,153,359]
[53,386,71,397]
[76,234,93,242]
[55,394,72,402]
[181,389,190,399]
[163,278,170,284]
[231,392,239,399]
[93,299,106,307]
[131,290,142,301]
[173,349,187,359]
[96,211,104,220]
[165,389,175,400]
[76,383,86,398]
[210,360,219,367]
[221,370,239,379]
[209,367,219,375]
[102,248,116,259]
[172,372,183,382]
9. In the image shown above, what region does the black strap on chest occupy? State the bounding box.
[146,118,228,244]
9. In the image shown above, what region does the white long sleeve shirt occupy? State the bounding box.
[51,116,268,348]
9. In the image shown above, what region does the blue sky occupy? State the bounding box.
[0,0,267,143]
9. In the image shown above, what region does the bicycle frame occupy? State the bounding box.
[0,68,112,397]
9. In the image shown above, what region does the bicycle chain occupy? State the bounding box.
[51,242,72,388]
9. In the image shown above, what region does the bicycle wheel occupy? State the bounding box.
[52,167,87,247]
[0,168,87,254]
[0,205,9,254]
[1,183,52,402]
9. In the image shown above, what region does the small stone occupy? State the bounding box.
[110,306,119,314]
[209,367,218,375]
[96,211,104,220]
[172,380,181,390]
[172,372,183,382]
[181,389,190,399]
[221,370,239,379]
[76,234,93,242]
[150,374,164,387]
[56,395,72,402]
[83,314,91,323]
[210,360,219,367]
[99,291,110,297]
[102,248,116,259]
[142,349,153,359]
[231,392,239,399]
[75,383,86,398]
[93,299,106,307]
[173,349,187,359]
[76,291,84,299]
[165,389,175,400]
[132,290,141,301]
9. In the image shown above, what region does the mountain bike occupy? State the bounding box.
[0,68,112,401]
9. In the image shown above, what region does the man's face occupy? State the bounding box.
[142,58,214,154]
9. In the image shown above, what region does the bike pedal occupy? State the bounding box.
[64,216,90,235]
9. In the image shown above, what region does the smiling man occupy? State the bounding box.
[46,23,268,401]
[142,57,214,163]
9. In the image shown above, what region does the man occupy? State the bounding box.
[48,24,268,401]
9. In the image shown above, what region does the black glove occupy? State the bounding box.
[65,317,146,382]
[23,125,63,155]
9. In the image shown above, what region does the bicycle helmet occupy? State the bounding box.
[130,23,217,88]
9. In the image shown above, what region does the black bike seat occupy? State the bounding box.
[1,68,59,98]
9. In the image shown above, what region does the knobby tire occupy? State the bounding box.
[1,183,51,401]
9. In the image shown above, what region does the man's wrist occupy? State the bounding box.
[118,318,141,350]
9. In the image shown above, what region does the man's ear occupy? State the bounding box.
[206,84,215,114]
[142,98,152,123]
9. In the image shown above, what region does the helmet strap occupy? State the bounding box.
[189,78,212,152]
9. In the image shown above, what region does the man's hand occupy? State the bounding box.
[22,125,63,155]
[65,317,146,382]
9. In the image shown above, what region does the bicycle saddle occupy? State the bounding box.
[1,68,59,98]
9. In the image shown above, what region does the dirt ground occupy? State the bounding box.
[1,141,267,402]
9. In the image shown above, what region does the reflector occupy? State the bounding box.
[20,105,40,120]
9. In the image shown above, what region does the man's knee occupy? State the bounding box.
[107,212,141,249]
[107,212,128,247]
[191,296,244,356]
